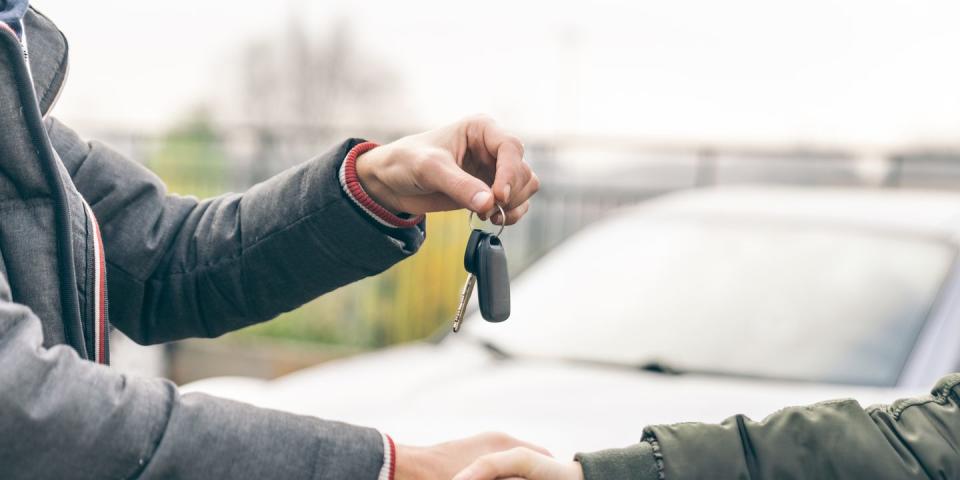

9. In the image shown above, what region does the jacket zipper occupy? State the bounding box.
[83,211,96,359]
[0,26,87,358]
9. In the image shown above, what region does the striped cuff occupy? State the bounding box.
[339,141,425,229]
[378,433,397,480]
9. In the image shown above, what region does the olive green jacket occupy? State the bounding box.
[576,373,960,479]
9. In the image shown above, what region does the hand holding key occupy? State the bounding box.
[453,206,511,332]
[352,115,539,223]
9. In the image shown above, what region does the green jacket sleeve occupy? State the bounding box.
[576,373,960,479]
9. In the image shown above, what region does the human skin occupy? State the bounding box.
[355,115,539,225]
[453,447,584,480]
[395,434,555,480]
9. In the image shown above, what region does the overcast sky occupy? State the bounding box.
[33,0,960,148]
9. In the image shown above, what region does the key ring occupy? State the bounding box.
[468,203,506,237]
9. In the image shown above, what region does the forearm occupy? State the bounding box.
[119,138,424,342]
[47,118,423,343]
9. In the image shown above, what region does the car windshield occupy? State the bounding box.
[467,211,956,386]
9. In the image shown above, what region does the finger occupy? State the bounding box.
[504,170,539,210]
[491,201,530,226]
[452,448,540,480]
[522,441,552,458]
[472,118,525,207]
[418,150,495,213]
[474,432,553,458]
[492,140,524,207]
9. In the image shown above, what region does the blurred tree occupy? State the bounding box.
[237,14,406,182]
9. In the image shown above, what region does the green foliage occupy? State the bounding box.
[148,109,229,199]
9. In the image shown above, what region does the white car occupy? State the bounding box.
[184,186,960,459]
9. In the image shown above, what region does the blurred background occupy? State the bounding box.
[34,0,960,386]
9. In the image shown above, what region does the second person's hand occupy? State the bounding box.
[355,115,539,225]
[452,447,585,480]
[394,432,552,480]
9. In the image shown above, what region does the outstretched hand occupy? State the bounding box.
[394,432,552,480]
[452,447,585,480]
[355,115,539,225]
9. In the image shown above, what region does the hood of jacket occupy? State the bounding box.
[20,7,67,116]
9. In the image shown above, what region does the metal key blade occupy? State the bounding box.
[452,273,477,332]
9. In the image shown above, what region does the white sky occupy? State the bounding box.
[33,0,960,147]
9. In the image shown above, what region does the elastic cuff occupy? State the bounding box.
[378,433,397,480]
[340,142,425,229]
[575,441,661,480]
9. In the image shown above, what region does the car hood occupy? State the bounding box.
[183,337,924,458]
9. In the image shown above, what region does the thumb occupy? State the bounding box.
[422,158,495,214]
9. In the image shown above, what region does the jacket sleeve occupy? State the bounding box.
[575,374,960,479]
[45,117,424,344]
[0,270,386,479]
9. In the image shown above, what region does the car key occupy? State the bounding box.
[475,233,510,322]
[452,228,487,332]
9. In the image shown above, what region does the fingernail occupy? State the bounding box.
[471,191,492,211]
[503,185,512,204]
[491,213,503,225]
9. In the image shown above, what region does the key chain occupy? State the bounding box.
[452,204,510,332]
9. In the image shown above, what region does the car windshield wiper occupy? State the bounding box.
[464,337,684,375]
[635,359,685,375]
[477,339,512,360]
[551,355,688,376]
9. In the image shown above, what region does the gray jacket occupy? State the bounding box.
[1,8,422,479]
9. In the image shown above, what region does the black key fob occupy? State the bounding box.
[476,235,510,322]
[464,229,487,274]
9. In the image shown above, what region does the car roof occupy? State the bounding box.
[637,186,960,242]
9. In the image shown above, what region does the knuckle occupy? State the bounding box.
[484,431,515,449]
[412,150,442,176]
[466,113,496,126]
[506,135,524,154]
[461,114,497,139]
[521,162,533,177]
[452,179,474,197]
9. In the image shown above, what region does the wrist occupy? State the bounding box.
[570,460,586,480]
[394,444,432,480]
[340,141,423,229]
[355,146,402,215]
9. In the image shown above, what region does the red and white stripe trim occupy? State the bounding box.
[339,142,424,229]
[378,433,397,480]
[83,202,108,364]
